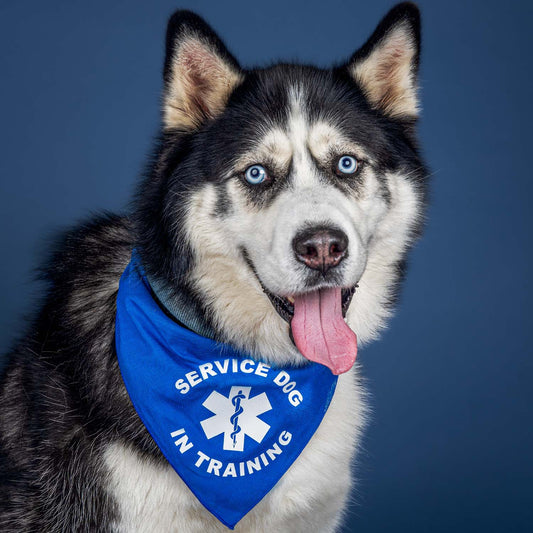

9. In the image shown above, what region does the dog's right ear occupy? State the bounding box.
[162,11,243,131]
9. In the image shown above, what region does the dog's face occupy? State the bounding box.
[137,5,427,372]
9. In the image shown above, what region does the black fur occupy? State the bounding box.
[0,215,147,530]
[0,4,428,531]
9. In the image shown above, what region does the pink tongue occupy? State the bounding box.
[291,288,357,375]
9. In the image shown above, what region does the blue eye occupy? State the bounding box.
[337,155,358,175]
[244,164,267,184]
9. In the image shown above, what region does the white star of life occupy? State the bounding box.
[200,386,272,452]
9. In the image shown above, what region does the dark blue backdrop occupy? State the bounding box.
[1,1,531,531]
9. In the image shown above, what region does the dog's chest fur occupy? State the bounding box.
[105,373,364,533]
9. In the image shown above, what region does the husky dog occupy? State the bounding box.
[0,3,427,532]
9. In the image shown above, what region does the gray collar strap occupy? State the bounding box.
[146,275,216,340]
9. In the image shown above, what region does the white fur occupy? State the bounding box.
[346,171,422,344]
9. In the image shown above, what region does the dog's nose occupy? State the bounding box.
[292,227,348,274]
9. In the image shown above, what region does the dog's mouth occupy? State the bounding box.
[263,285,358,376]
[263,286,356,323]
[241,248,358,375]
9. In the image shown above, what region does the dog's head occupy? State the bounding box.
[136,3,427,373]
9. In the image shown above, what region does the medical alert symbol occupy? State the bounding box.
[200,386,272,452]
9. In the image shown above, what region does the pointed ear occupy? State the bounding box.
[162,11,244,131]
[347,3,421,119]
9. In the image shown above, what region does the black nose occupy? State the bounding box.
[292,227,348,274]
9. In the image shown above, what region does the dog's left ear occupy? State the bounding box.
[346,2,421,120]
[162,11,244,131]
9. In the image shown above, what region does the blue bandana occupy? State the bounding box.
[115,254,338,529]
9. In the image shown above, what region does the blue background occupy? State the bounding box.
[0,0,531,531]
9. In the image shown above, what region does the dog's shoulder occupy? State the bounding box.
[0,211,134,434]
[0,212,134,410]
[42,212,133,293]
[1,212,133,372]
[0,213,134,531]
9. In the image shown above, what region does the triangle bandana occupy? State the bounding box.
[115,254,338,529]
